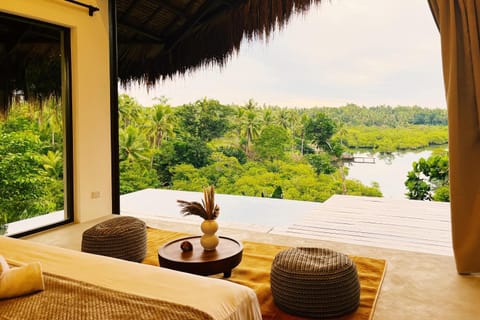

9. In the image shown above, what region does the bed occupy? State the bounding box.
[0,236,262,320]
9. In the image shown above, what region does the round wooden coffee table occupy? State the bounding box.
[158,236,243,278]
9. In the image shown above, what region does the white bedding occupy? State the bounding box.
[0,236,262,320]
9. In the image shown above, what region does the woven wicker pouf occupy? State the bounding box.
[81,216,147,262]
[270,247,360,319]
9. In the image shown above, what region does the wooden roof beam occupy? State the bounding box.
[163,0,228,54]
[118,21,165,42]
[154,1,187,20]
[140,0,187,31]
[118,0,138,20]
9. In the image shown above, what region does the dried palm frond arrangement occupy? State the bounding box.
[177,185,220,220]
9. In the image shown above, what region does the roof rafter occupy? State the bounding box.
[118,21,165,42]
[163,0,231,54]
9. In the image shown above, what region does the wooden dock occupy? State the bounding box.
[342,155,376,163]
[271,195,452,256]
[352,156,375,164]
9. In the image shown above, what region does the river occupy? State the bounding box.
[346,149,439,199]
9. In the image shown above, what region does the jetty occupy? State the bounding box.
[341,154,376,164]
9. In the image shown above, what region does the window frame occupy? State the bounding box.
[0,12,74,237]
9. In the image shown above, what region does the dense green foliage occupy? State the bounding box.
[117,96,449,202]
[0,100,64,226]
[340,126,448,153]
[314,104,447,127]
[405,150,449,201]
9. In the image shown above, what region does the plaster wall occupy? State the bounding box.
[1,0,113,223]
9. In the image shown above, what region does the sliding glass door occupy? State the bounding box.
[0,13,73,236]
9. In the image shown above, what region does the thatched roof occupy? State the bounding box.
[117,0,322,86]
[0,0,321,112]
[0,13,62,113]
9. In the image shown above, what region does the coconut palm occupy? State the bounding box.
[38,98,62,147]
[277,108,290,129]
[146,103,175,148]
[119,125,149,162]
[241,110,261,156]
[262,108,273,124]
[118,94,142,128]
[38,150,63,179]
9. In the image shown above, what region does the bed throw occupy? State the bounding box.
[0,271,214,320]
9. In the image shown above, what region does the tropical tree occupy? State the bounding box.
[241,110,261,156]
[119,125,149,162]
[118,94,142,128]
[0,131,57,223]
[277,108,290,129]
[217,146,247,164]
[255,125,291,161]
[145,103,175,148]
[306,153,336,175]
[262,108,274,124]
[304,112,337,151]
[305,112,349,193]
[152,135,213,186]
[175,98,232,141]
[38,150,63,179]
[171,135,212,168]
[37,98,62,148]
[119,160,159,194]
[405,152,449,201]
[170,164,210,191]
[298,113,310,155]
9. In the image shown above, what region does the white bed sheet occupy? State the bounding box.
[0,236,262,320]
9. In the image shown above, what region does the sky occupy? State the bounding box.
[121,0,446,109]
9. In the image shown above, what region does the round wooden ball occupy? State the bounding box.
[180,240,193,252]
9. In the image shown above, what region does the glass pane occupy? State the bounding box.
[0,14,71,236]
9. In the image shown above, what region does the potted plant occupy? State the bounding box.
[177,185,220,251]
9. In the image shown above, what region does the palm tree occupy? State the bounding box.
[245,98,257,111]
[119,126,149,162]
[37,98,62,148]
[262,108,273,124]
[277,108,290,129]
[241,110,261,156]
[146,104,175,148]
[39,150,63,179]
[331,123,349,194]
[299,114,309,155]
[118,94,141,128]
[287,109,300,152]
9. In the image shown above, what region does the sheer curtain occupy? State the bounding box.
[428,0,480,273]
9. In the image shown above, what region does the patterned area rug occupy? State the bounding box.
[143,227,387,320]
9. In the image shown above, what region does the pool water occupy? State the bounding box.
[120,189,322,228]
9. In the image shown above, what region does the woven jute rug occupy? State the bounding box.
[0,271,213,320]
[143,227,387,320]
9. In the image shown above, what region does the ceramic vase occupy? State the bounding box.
[200,219,219,251]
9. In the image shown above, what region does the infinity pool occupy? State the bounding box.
[120,188,323,228]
